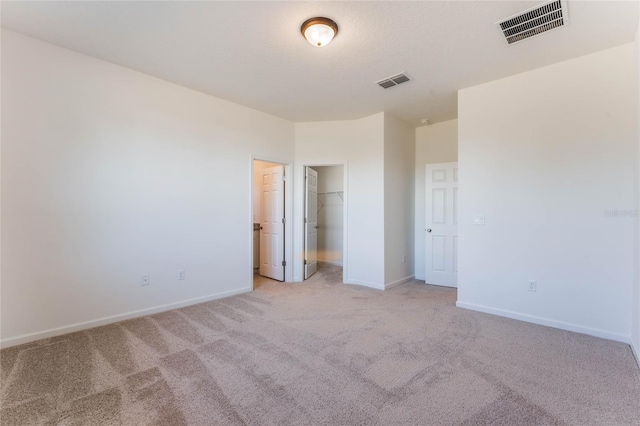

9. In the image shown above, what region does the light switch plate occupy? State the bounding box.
[473,215,485,225]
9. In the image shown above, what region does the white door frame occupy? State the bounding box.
[250,155,294,289]
[296,162,348,284]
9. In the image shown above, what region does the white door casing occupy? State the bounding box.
[304,167,318,279]
[260,165,285,281]
[425,162,458,288]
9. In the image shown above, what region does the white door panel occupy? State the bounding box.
[260,165,284,281]
[304,167,318,279]
[425,162,458,287]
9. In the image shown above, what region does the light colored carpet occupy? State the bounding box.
[2,264,639,425]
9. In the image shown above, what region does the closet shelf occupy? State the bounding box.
[317,191,344,212]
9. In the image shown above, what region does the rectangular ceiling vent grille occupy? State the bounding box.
[497,0,568,45]
[376,73,410,89]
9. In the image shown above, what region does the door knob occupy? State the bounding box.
[315,226,320,229]
[426,229,432,233]
[260,226,264,230]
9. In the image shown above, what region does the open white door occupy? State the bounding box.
[260,165,285,281]
[425,162,458,287]
[304,167,318,279]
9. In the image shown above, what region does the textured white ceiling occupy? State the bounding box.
[2,1,638,125]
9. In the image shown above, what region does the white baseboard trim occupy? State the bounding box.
[0,287,252,349]
[345,278,384,291]
[318,260,343,267]
[456,301,631,344]
[415,275,425,281]
[632,340,640,369]
[345,276,415,291]
[385,275,415,290]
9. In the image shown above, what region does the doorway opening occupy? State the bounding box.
[253,159,287,289]
[304,165,345,281]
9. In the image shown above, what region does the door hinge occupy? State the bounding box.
[304,218,307,224]
[304,259,307,265]
[282,218,286,224]
[283,175,287,182]
[282,260,286,267]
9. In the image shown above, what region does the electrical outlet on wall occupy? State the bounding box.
[528,280,537,292]
[142,274,150,286]
[402,255,406,263]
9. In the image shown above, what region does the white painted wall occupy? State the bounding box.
[1,30,295,346]
[414,120,458,280]
[315,166,344,266]
[294,114,385,288]
[384,114,415,287]
[458,44,637,342]
[633,16,640,363]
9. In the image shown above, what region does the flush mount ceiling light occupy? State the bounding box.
[301,17,338,47]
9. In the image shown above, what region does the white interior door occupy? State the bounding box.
[425,162,458,287]
[260,165,285,281]
[304,167,318,279]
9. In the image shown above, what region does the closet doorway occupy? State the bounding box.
[304,165,344,280]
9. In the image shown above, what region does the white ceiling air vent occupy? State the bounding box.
[376,73,410,89]
[497,0,568,45]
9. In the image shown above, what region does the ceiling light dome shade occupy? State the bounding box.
[301,17,338,47]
